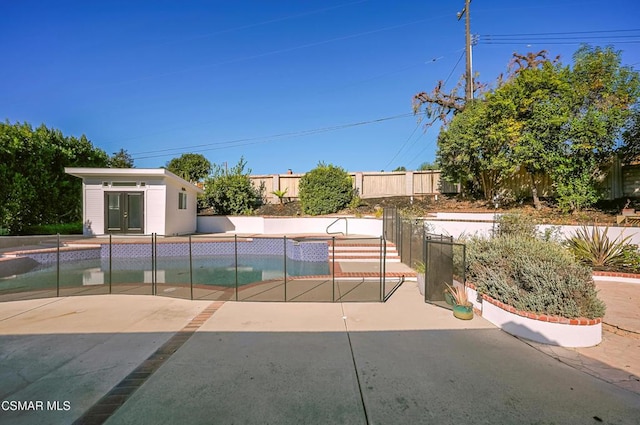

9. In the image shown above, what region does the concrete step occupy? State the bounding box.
[329,256,400,263]
[328,241,400,263]
[330,248,401,263]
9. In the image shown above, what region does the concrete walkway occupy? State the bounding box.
[0,282,639,424]
[530,279,640,395]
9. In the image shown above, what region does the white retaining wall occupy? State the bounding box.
[465,285,601,347]
[481,300,602,347]
[197,216,383,236]
[424,213,640,244]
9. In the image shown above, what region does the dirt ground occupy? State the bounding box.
[255,196,628,225]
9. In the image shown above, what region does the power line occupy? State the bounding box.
[383,122,421,170]
[484,35,640,41]
[99,14,455,90]
[389,48,465,171]
[444,50,466,86]
[408,132,436,169]
[131,112,414,160]
[479,28,640,37]
[480,40,640,45]
[479,29,640,45]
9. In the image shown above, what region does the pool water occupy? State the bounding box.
[0,255,330,292]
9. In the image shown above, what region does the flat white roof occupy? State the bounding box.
[65,167,204,193]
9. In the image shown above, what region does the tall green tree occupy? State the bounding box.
[0,121,108,233]
[166,153,211,182]
[435,45,640,211]
[554,45,640,211]
[108,148,134,168]
[437,94,520,200]
[498,60,572,209]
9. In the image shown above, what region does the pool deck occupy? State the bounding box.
[0,280,638,424]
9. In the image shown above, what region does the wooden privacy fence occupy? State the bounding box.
[251,170,459,204]
[251,163,638,204]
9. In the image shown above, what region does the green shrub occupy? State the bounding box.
[21,222,83,235]
[620,244,640,273]
[202,158,264,215]
[299,163,353,215]
[495,213,537,238]
[467,234,605,319]
[565,226,631,270]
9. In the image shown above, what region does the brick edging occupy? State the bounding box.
[593,270,640,279]
[466,282,601,326]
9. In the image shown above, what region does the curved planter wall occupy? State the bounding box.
[466,285,602,348]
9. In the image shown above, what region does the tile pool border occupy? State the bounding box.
[10,238,330,265]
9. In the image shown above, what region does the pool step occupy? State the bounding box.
[329,243,401,263]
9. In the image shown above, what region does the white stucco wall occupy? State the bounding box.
[146,185,165,235]
[164,179,199,235]
[196,216,383,236]
[84,185,104,236]
[481,301,602,347]
[422,215,640,244]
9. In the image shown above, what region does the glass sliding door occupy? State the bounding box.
[126,193,143,232]
[105,192,144,234]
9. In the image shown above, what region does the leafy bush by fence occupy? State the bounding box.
[299,163,354,215]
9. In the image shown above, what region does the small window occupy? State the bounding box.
[112,181,137,187]
[179,192,187,210]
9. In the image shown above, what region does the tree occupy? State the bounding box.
[412,75,487,129]
[434,46,640,211]
[619,108,640,163]
[0,121,108,233]
[554,45,640,212]
[418,161,439,171]
[201,157,263,215]
[437,96,519,200]
[412,50,554,130]
[166,153,211,183]
[497,60,572,209]
[392,166,407,172]
[108,148,134,168]
[299,163,353,215]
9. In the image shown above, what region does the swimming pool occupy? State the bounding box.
[0,254,330,293]
[0,235,393,303]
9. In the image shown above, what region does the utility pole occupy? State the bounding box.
[457,0,473,101]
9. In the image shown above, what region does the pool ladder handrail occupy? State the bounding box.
[326,217,348,236]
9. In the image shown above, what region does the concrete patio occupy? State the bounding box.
[0,280,639,424]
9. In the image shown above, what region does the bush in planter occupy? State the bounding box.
[466,234,605,319]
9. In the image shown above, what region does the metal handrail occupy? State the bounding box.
[326,217,348,236]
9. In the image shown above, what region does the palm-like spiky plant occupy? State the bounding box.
[565,226,632,269]
[445,283,471,307]
[271,188,288,205]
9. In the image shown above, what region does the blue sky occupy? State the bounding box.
[2,0,639,175]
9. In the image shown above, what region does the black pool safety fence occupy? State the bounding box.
[0,233,400,303]
[383,207,466,307]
